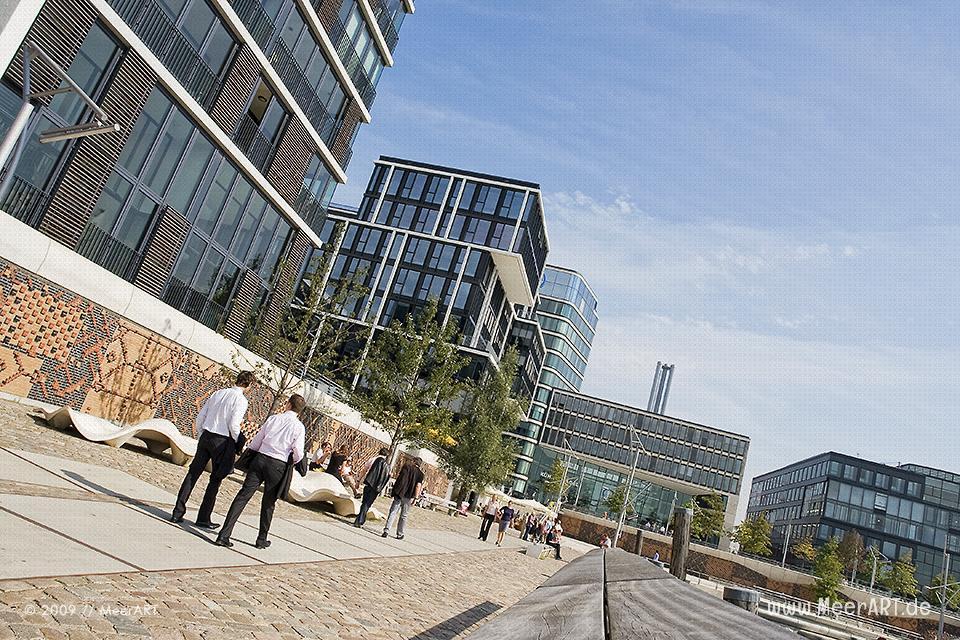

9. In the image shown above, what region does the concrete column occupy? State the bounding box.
[670,506,693,581]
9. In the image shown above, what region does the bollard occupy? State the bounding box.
[723,586,760,614]
[670,506,693,580]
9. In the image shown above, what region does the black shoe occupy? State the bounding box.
[381,531,388,538]
[353,522,362,528]
[195,521,220,530]
[170,515,183,524]
[214,538,233,548]
[396,534,404,540]
[255,540,271,549]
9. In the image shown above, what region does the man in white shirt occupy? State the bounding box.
[171,371,255,528]
[215,394,306,549]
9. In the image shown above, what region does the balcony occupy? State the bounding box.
[321,7,377,108]
[228,0,275,52]
[75,223,142,281]
[294,187,329,233]
[369,0,400,54]
[109,0,221,109]
[162,277,227,331]
[233,113,276,173]
[0,175,50,228]
[268,39,337,144]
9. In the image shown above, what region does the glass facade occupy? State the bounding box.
[747,452,960,587]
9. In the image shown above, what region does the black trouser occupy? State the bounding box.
[354,484,379,526]
[479,514,495,541]
[173,431,233,523]
[217,452,286,543]
[547,540,562,559]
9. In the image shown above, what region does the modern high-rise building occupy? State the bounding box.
[748,452,960,587]
[0,0,414,426]
[527,389,750,547]
[507,265,598,495]
[302,156,550,387]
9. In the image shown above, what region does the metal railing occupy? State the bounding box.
[0,175,50,227]
[228,0,275,51]
[268,39,337,144]
[233,113,276,173]
[109,0,222,109]
[162,277,227,331]
[322,9,377,108]
[295,187,329,233]
[369,0,399,53]
[75,223,142,281]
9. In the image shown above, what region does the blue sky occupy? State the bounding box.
[337,1,960,507]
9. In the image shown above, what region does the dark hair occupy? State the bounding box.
[378,447,389,456]
[236,371,256,388]
[322,441,332,449]
[289,394,306,413]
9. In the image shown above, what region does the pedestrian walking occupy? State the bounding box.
[171,371,255,528]
[546,519,563,560]
[478,498,499,541]
[522,513,535,541]
[495,501,516,546]
[354,447,390,528]
[381,456,424,540]
[215,394,306,549]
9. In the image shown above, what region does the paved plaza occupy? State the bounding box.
[0,398,587,639]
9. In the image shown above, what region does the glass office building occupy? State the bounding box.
[747,452,960,587]
[507,265,598,494]
[528,389,750,544]
[301,156,550,387]
[0,0,413,346]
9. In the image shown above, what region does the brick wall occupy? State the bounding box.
[0,256,449,490]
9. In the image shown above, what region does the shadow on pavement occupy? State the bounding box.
[408,601,501,640]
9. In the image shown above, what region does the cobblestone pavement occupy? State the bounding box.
[0,398,571,639]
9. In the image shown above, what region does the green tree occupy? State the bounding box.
[731,514,773,557]
[544,458,572,506]
[440,347,525,503]
[687,493,726,541]
[927,574,960,610]
[880,555,919,599]
[235,226,368,415]
[350,298,468,466]
[791,536,818,563]
[837,529,865,578]
[604,484,635,517]
[813,537,845,603]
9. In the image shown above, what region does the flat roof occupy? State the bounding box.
[549,388,750,442]
[750,450,929,483]
[378,155,541,190]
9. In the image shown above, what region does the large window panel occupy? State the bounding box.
[114,191,157,250]
[88,172,133,232]
[144,107,193,195]
[50,25,119,123]
[195,163,236,234]
[118,92,169,174]
[167,133,214,213]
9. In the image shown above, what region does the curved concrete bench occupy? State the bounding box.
[288,472,384,520]
[41,406,197,465]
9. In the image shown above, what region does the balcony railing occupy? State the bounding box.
[294,187,329,233]
[162,277,227,331]
[268,39,337,144]
[228,0,275,52]
[369,0,400,54]
[233,113,276,173]
[76,223,142,281]
[322,8,377,108]
[0,175,50,228]
[109,0,221,109]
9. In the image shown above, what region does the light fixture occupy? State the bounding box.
[39,121,120,144]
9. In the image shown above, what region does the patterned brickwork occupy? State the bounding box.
[0,257,449,492]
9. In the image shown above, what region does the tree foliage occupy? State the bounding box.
[350,298,468,466]
[235,225,367,414]
[440,347,524,499]
[813,537,845,603]
[688,493,726,541]
[880,555,919,598]
[837,529,865,575]
[927,573,960,610]
[732,514,773,557]
[604,484,635,517]
[791,536,818,562]
[544,458,572,505]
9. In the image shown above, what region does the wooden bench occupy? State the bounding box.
[416,493,457,513]
[465,549,801,640]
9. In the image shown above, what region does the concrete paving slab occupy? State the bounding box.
[322,518,444,555]
[9,449,178,505]
[293,519,418,557]
[0,448,77,490]
[0,509,132,578]
[0,494,260,571]
[253,517,372,560]
[229,515,335,563]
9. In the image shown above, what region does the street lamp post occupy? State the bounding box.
[781,522,792,568]
[614,430,648,546]
[869,549,890,592]
[554,437,573,515]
